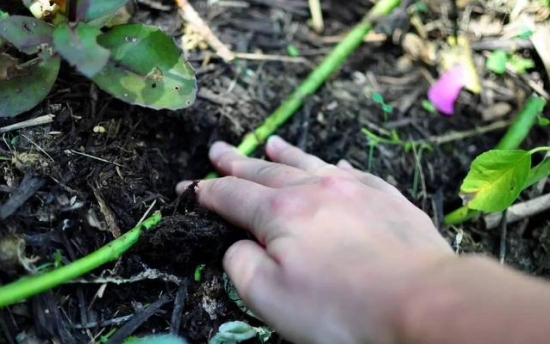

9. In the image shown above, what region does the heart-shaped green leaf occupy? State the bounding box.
[71,0,129,22]
[0,56,60,118]
[93,24,197,110]
[459,150,531,212]
[53,22,110,78]
[0,16,54,54]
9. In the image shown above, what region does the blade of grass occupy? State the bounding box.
[205,0,401,179]
[444,96,547,226]
[0,212,162,308]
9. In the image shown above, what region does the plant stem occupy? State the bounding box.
[495,96,547,150]
[205,0,401,179]
[528,146,550,155]
[0,212,162,308]
[444,95,547,226]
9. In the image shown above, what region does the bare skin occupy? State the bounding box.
[177,136,550,344]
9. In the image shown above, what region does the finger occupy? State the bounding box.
[337,159,405,198]
[223,240,279,316]
[209,141,313,188]
[193,176,280,243]
[266,136,334,173]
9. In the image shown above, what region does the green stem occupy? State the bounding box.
[444,96,547,226]
[495,97,547,150]
[205,0,401,179]
[0,212,162,308]
[528,146,550,155]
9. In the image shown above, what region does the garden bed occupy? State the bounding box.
[1,0,549,343]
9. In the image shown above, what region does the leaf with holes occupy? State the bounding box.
[53,22,110,78]
[0,16,54,54]
[0,56,60,118]
[93,24,197,110]
[459,150,531,212]
[71,0,129,22]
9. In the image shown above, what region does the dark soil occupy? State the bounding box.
[1,0,549,343]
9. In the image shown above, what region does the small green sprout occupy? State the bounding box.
[0,0,197,118]
[421,99,436,113]
[287,44,300,57]
[486,50,535,75]
[372,92,394,121]
[194,263,206,282]
[539,116,550,127]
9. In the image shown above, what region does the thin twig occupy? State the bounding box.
[68,150,122,167]
[308,0,324,33]
[174,0,235,62]
[0,114,55,134]
[422,120,513,145]
[21,134,54,162]
[484,194,550,229]
[234,52,311,65]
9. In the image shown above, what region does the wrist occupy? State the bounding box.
[395,255,550,344]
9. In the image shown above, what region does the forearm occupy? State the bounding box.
[397,255,550,344]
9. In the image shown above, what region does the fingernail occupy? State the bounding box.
[337,159,353,169]
[209,141,233,160]
[267,135,289,152]
[176,181,193,194]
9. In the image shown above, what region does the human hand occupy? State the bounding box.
[177,136,454,344]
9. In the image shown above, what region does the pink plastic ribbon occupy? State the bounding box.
[428,64,467,116]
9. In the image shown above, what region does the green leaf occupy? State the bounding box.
[459,150,531,212]
[539,116,550,126]
[508,55,534,74]
[287,44,300,57]
[53,22,110,78]
[0,11,7,49]
[372,92,385,104]
[93,24,197,110]
[72,0,130,22]
[0,56,60,118]
[486,50,508,75]
[0,16,54,54]
[421,99,436,113]
[124,334,188,344]
[210,321,257,344]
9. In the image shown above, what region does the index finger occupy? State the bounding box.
[193,176,276,244]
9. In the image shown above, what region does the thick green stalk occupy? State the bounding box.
[0,212,162,308]
[444,96,547,226]
[206,0,401,179]
[495,97,547,150]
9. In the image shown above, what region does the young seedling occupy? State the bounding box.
[372,92,394,122]
[0,0,197,118]
[459,147,550,213]
[445,96,548,225]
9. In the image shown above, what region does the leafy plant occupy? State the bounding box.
[486,50,535,75]
[459,147,550,212]
[0,0,197,118]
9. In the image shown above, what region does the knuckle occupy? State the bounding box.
[318,175,353,191]
[267,191,310,218]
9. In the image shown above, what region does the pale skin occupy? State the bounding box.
[177,135,550,344]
